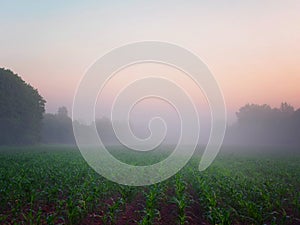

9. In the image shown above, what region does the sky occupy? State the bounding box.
[1,0,300,123]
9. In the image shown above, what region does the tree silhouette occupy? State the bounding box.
[41,107,75,144]
[227,102,300,147]
[0,68,45,145]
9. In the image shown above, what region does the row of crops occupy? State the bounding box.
[0,146,299,224]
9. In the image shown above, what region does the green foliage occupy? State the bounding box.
[188,155,300,224]
[0,68,45,145]
[140,184,162,225]
[173,174,188,224]
[0,146,299,224]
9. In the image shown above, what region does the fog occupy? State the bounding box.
[224,103,300,148]
[1,67,298,151]
[37,102,300,155]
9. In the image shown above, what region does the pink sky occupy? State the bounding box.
[1,1,299,123]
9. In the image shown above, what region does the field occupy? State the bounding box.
[0,146,299,225]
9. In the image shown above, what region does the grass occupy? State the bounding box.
[0,145,299,224]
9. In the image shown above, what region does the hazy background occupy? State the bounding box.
[1,0,300,124]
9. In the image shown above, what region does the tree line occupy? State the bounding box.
[0,68,119,145]
[41,108,120,145]
[225,102,300,147]
[42,102,300,147]
[0,68,299,147]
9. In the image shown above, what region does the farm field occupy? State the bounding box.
[0,146,299,225]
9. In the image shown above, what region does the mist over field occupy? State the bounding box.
[1,1,300,224]
[1,64,299,224]
[39,101,300,151]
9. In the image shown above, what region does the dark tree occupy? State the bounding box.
[41,107,75,144]
[0,68,46,145]
[96,117,118,145]
[57,106,68,117]
[226,102,300,147]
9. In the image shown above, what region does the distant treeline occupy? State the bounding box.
[0,68,119,146]
[1,68,300,147]
[41,108,120,145]
[225,103,300,147]
[41,103,300,147]
[41,107,74,144]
